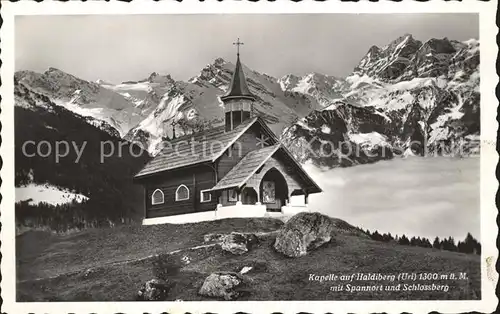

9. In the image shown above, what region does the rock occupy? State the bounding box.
[137,279,169,301]
[181,255,191,265]
[220,232,258,255]
[198,272,244,300]
[274,212,335,257]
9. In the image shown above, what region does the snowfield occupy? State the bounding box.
[16,183,88,206]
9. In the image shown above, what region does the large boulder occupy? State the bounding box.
[220,232,258,255]
[198,272,244,300]
[274,212,335,257]
[137,279,169,301]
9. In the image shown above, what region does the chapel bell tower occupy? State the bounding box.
[221,38,255,131]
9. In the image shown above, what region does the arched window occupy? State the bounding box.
[151,189,164,205]
[175,184,190,201]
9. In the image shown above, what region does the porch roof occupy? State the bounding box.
[210,144,281,191]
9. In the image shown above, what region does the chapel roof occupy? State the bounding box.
[134,116,273,179]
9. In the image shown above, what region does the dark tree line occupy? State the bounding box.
[365,230,481,255]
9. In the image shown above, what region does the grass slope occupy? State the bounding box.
[16,218,283,282]
[17,218,480,301]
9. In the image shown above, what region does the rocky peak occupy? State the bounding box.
[14,70,39,83]
[462,38,479,49]
[419,38,456,55]
[364,45,382,62]
[309,72,342,83]
[387,34,415,47]
[96,79,112,85]
[213,57,227,67]
[147,72,175,85]
[45,67,75,79]
[46,67,65,74]
[45,67,95,86]
[354,34,424,81]
[19,67,99,97]
[284,34,480,165]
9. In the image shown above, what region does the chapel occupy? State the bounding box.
[134,40,322,224]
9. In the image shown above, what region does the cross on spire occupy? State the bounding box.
[233,38,244,56]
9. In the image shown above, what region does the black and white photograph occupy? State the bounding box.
[1,2,498,313]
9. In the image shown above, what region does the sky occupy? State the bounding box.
[306,157,480,241]
[15,14,478,84]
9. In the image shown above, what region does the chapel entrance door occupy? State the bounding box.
[260,168,288,212]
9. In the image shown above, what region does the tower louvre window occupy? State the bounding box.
[228,189,238,202]
[221,41,256,131]
[200,190,211,203]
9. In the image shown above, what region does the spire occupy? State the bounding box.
[221,38,255,101]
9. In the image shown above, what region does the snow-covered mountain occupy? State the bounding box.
[282,35,480,167]
[13,33,481,230]
[278,72,347,107]
[15,61,322,155]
